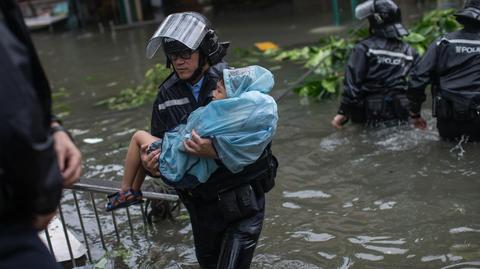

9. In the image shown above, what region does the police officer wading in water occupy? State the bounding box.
[141,12,278,269]
[407,0,480,141]
[332,0,418,128]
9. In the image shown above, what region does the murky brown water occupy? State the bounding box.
[33,1,479,268]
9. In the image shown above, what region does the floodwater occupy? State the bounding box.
[32,1,479,268]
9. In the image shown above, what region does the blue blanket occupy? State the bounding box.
[158,65,278,188]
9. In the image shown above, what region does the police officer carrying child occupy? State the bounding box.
[407,0,480,141]
[332,0,418,128]
[141,12,278,269]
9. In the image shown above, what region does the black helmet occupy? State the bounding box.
[355,0,408,39]
[455,0,480,24]
[146,12,229,67]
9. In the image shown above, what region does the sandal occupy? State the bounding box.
[106,189,143,212]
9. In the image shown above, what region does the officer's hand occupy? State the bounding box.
[140,144,161,177]
[183,129,218,159]
[411,116,427,130]
[53,130,82,187]
[331,114,348,129]
[33,211,57,231]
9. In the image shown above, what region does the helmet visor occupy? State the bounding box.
[146,13,209,59]
[355,0,375,20]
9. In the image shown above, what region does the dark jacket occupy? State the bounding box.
[151,63,275,200]
[0,0,63,224]
[407,28,480,114]
[339,36,418,116]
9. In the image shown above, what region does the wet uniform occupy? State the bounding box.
[150,62,277,269]
[338,36,418,126]
[408,29,480,141]
[0,1,63,268]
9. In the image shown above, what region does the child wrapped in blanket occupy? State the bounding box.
[107,65,278,211]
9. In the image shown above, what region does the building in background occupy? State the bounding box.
[16,0,464,31]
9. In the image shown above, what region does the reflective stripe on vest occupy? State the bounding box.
[437,38,480,45]
[367,49,414,60]
[157,97,190,111]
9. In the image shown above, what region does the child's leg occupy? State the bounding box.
[131,168,146,193]
[121,130,159,192]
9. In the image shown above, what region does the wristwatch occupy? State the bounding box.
[50,124,73,140]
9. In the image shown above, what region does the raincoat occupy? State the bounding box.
[407,26,480,141]
[339,36,418,117]
[158,65,278,187]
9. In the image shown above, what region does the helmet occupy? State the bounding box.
[355,0,408,39]
[455,0,480,23]
[146,12,229,66]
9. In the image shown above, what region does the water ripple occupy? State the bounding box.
[349,236,408,255]
[449,227,480,234]
[282,202,301,209]
[291,230,335,242]
[317,251,336,260]
[283,190,331,199]
[374,200,397,210]
[354,252,384,261]
[339,256,354,269]
[441,261,480,269]
[83,137,104,144]
[319,135,350,152]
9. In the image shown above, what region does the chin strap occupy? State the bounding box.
[372,0,384,24]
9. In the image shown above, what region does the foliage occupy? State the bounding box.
[405,9,461,55]
[229,47,272,67]
[93,246,132,268]
[96,64,171,110]
[51,87,70,117]
[266,8,461,99]
[98,9,462,109]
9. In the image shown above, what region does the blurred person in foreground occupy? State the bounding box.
[407,0,480,141]
[332,0,418,129]
[0,0,82,268]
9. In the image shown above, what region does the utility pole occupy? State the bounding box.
[351,0,358,20]
[332,0,341,26]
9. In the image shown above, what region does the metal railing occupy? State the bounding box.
[42,178,179,268]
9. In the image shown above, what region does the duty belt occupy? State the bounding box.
[176,151,271,202]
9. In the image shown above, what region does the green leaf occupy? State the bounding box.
[404,32,426,43]
[94,257,108,268]
[97,64,170,110]
[444,18,460,32]
[321,79,337,94]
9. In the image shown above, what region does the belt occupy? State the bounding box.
[176,155,271,201]
[177,178,266,205]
